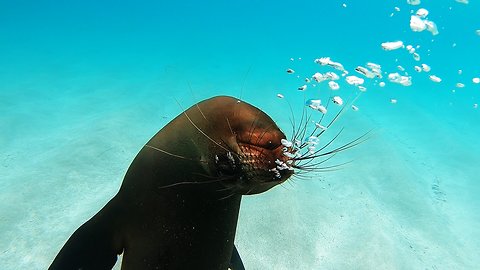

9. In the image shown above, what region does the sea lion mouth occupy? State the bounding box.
[238,143,294,179]
[213,139,293,188]
[213,139,294,193]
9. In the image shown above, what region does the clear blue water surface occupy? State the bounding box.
[1,0,479,269]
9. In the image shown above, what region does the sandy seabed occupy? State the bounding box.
[1,76,479,270]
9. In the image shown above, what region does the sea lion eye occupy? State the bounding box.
[266,141,274,149]
[263,140,279,150]
[214,152,241,176]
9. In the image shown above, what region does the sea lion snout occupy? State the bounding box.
[191,96,295,195]
[228,137,293,195]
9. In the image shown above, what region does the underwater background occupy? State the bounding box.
[1,0,479,269]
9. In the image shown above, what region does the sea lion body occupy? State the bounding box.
[49,96,293,269]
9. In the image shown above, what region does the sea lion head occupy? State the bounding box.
[145,95,366,196]
[193,96,295,195]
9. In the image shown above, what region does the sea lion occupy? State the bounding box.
[49,96,295,270]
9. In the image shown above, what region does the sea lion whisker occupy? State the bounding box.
[196,104,207,120]
[187,82,208,120]
[294,127,345,160]
[299,91,356,144]
[313,127,345,153]
[156,178,232,190]
[225,117,235,137]
[292,102,307,142]
[283,98,297,141]
[145,144,209,163]
[288,177,298,186]
[188,175,240,192]
[293,131,370,161]
[176,102,231,153]
[293,164,344,173]
[291,170,311,177]
[218,138,244,157]
[319,91,333,123]
[314,131,371,158]
[296,150,337,166]
[288,117,296,144]
[296,93,330,148]
[320,91,361,135]
[279,179,296,189]
[325,102,348,131]
[222,118,246,157]
[278,182,292,190]
[191,172,238,181]
[292,165,320,171]
[296,113,313,148]
[301,166,347,173]
[295,162,332,171]
[290,173,316,181]
[218,191,238,201]
[253,123,276,148]
[294,159,351,171]
[245,186,256,195]
[289,107,303,143]
[295,152,337,168]
[238,65,252,100]
[246,110,262,144]
[216,185,237,192]
[291,175,313,181]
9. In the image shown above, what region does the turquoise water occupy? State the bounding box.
[1,0,479,269]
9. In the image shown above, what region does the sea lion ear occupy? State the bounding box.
[228,245,245,270]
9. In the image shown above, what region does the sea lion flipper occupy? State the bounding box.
[229,245,245,270]
[49,200,122,270]
[49,219,120,270]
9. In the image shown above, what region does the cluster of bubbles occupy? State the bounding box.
[269,0,479,173]
[279,0,480,109]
